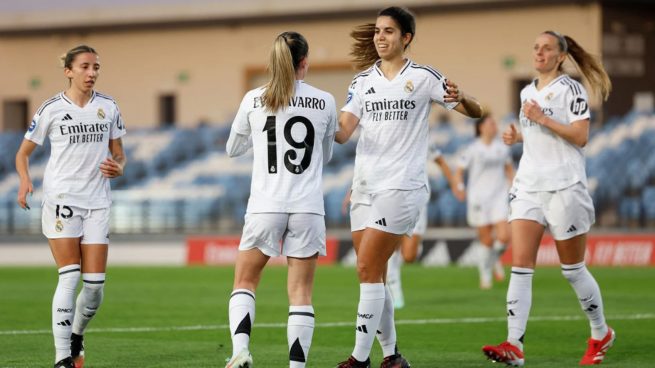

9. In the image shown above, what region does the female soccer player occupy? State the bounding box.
[15,45,126,368]
[454,115,514,290]
[482,31,614,367]
[386,148,463,309]
[224,32,337,368]
[335,7,483,368]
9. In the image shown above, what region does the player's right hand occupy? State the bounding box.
[503,124,518,145]
[17,181,33,210]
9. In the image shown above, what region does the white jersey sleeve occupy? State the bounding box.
[322,95,337,163]
[341,69,371,118]
[424,65,458,110]
[226,92,255,157]
[24,96,59,145]
[564,80,591,123]
[110,102,127,140]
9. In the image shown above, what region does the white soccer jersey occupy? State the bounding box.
[458,138,511,204]
[515,74,590,191]
[24,91,126,209]
[342,59,457,194]
[227,80,337,215]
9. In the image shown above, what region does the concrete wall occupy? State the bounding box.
[0,3,601,130]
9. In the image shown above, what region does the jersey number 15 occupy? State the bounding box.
[263,115,315,175]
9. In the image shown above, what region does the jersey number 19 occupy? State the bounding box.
[263,115,315,175]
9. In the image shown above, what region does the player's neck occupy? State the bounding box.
[481,135,494,145]
[378,57,406,80]
[536,70,562,90]
[64,87,93,108]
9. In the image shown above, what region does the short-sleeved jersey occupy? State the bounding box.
[515,74,590,191]
[24,91,126,209]
[230,80,337,215]
[458,138,511,204]
[342,59,457,194]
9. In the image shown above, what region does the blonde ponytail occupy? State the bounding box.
[262,35,297,112]
[563,35,612,101]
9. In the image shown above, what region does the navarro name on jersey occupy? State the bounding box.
[61,121,110,144]
[253,96,327,110]
[365,98,416,122]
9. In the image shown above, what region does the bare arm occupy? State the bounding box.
[450,165,467,202]
[523,99,589,147]
[15,139,38,209]
[335,112,360,144]
[444,80,484,118]
[101,138,126,178]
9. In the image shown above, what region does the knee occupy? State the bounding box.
[497,233,510,245]
[402,251,417,263]
[357,260,382,283]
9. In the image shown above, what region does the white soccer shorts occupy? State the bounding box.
[350,187,429,236]
[467,195,509,228]
[41,201,110,244]
[239,213,326,258]
[412,204,428,236]
[508,181,595,240]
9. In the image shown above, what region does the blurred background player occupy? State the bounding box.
[454,115,514,290]
[386,147,462,309]
[335,6,483,368]
[482,31,614,367]
[15,45,126,368]
[224,32,337,368]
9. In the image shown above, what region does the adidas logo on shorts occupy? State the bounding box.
[375,218,387,226]
[566,224,578,233]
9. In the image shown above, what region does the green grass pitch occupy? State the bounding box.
[0,265,653,367]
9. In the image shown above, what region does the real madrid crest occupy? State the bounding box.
[97,108,105,119]
[545,92,554,101]
[404,80,414,93]
[55,219,64,232]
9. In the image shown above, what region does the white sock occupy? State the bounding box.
[561,262,608,340]
[288,305,314,368]
[386,250,404,307]
[506,267,534,350]
[478,244,493,287]
[72,273,105,335]
[53,264,81,362]
[376,286,397,358]
[229,289,255,356]
[352,283,385,362]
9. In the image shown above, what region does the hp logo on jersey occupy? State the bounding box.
[570,97,588,115]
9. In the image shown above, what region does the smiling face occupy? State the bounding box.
[64,52,100,93]
[533,33,566,74]
[374,15,412,61]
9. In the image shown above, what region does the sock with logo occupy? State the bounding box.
[352,283,385,362]
[228,289,255,357]
[53,264,81,362]
[72,273,105,335]
[506,267,533,350]
[561,262,608,340]
[376,285,397,358]
[288,305,314,368]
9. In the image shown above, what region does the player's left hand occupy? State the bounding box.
[100,157,124,178]
[522,99,546,125]
[444,79,463,103]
